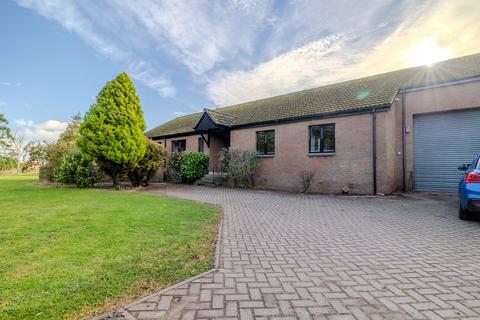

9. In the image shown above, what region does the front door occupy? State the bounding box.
[207,131,230,171]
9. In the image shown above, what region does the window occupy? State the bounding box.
[172,139,186,153]
[198,137,205,152]
[309,124,335,154]
[256,130,275,155]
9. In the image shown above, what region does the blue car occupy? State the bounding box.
[458,154,480,220]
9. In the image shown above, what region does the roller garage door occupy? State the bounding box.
[413,108,480,192]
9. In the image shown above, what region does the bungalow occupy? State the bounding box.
[145,53,480,194]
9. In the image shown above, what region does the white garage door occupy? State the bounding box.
[413,108,480,192]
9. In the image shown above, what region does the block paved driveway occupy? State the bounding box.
[101,186,480,320]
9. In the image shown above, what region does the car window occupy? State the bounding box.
[477,157,480,169]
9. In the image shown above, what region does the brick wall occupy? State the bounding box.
[150,80,480,193]
[160,134,209,154]
[156,133,225,172]
[230,113,376,194]
[379,99,404,193]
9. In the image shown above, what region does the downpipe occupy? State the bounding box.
[372,107,377,195]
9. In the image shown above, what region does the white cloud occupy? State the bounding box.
[110,0,273,75]
[355,0,480,71]
[16,0,126,61]
[128,61,176,97]
[207,0,480,106]
[15,119,68,141]
[36,119,68,131]
[16,0,175,97]
[208,35,352,105]
[14,118,34,127]
[0,81,21,87]
[173,111,187,116]
[0,101,7,107]
[14,0,480,108]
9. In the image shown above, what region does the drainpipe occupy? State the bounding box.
[401,91,407,192]
[372,107,377,195]
[163,137,167,181]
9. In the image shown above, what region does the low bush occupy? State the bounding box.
[180,152,209,183]
[39,166,55,183]
[218,148,230,173]
[166,152,182,182]
[226,150,259,188]
[128,139,165,187]
[299,170,316,193]
[55,150,100,188]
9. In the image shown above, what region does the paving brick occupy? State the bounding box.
[225,301,238,317]
[97,185,480,320]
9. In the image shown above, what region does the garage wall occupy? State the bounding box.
[413,108,480,191]
[380,98,404,193]
[404,80,480,191]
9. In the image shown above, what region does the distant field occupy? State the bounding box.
[0,176,220,320]
[0,170,38,176]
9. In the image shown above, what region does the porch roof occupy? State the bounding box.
[193,109,234,132]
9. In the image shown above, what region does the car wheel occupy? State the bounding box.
[459,201,473,220]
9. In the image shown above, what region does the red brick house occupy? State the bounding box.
[146,53,480,194]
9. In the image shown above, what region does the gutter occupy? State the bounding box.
[148,104,391,140]
[401,74,480,93]
[163,137,167,181]
[230,103,391,130]
[150,131,200,140]
[401,92,407,191]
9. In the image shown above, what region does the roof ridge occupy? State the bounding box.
[204,108,236,119]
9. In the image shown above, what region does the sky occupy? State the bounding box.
[1,0,480,141]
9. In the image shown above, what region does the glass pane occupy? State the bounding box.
[266,131,275,154]
[256,131,265,154]
[198,138,204,152]
[323,125,335,152]
[173,140,186,152]
[310,127,321,152]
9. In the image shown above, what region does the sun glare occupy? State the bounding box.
[406,39,452,67]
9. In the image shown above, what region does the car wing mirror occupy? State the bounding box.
[458,164,470,171]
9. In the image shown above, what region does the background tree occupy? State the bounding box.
[0,113,11,148]
[78,73,146,189]
[45,113,82,169]
[58,113,81,145]
[8,130,27,174]
[0,154,16,170]
[23,140,48,171]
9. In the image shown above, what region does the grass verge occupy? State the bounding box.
[0,176,220,319]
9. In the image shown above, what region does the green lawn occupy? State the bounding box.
[0,176,220,320]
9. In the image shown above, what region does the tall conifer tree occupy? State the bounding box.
[78,73,146,189]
